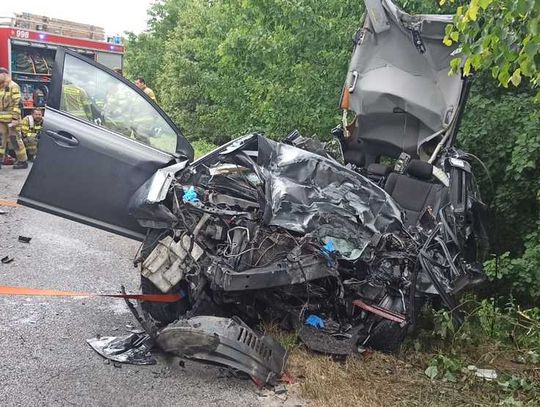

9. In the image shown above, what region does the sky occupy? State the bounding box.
[1,0,155,36]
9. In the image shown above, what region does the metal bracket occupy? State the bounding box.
[412,30,426,54]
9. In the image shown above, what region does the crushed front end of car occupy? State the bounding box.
[126,131,487,383]
[121,0,489,385]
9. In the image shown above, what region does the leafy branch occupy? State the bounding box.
[441,0,540,102]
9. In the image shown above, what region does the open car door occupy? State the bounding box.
[18,48,194,240]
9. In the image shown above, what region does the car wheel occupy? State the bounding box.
[140,275,189,325]
[368,319,407,353]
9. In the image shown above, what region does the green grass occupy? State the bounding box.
[262,301,540,407]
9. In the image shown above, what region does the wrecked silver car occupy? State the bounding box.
[19,0,488,385]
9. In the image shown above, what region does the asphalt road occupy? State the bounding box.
[0,165,284,407]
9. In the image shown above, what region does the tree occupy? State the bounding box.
[123,32,161,85]
[442,0,540,102]
[156,0,362,143]
[434,0,539,303]
[124,0,187,87]
[458,78,540,303]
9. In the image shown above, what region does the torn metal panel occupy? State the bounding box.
[364,0,390,33]
[87,333,156,365]
[145,160,189,204]
[345,0,464,159]
[255,136,404,252]
[127,160,189,229]
[155,316,288,385]
[128,192,178,230]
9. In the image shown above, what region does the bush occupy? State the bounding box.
[458,78,540,304]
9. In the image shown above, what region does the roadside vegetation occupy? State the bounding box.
[125,0,539,404]
[267,299,540,406]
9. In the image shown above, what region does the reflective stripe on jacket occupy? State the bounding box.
[61,84,92,120]
[0,81,21,123]
[21,115,43,137]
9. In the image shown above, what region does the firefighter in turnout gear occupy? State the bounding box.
[134,77,157,102]
[21,109,44,160]
[60,82,93,121]
[0,67,28,169]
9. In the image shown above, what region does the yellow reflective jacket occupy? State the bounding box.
[143,86,156,102]
[0,80,21,123]
[61,84,92,120]
[21,115,43,138]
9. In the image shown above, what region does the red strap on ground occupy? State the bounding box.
[0,285,182,303]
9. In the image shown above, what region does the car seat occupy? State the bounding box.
[384,160,446,226]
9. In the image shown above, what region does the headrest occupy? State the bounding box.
[406,159,433,180]
[367,163,391,176]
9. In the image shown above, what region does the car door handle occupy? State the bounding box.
[46,130,79,147]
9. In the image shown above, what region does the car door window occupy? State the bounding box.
[59,54,177,154]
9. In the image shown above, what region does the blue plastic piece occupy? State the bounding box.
[183,186,199,203]
[323,240,336,253]
[305,314,325,329]
[320,239,336,267]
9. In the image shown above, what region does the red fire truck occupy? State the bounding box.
[0,13,124,116]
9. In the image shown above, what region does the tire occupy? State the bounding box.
[368,319,407,353]
[139,228,189,325]
[140,276,189,325]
